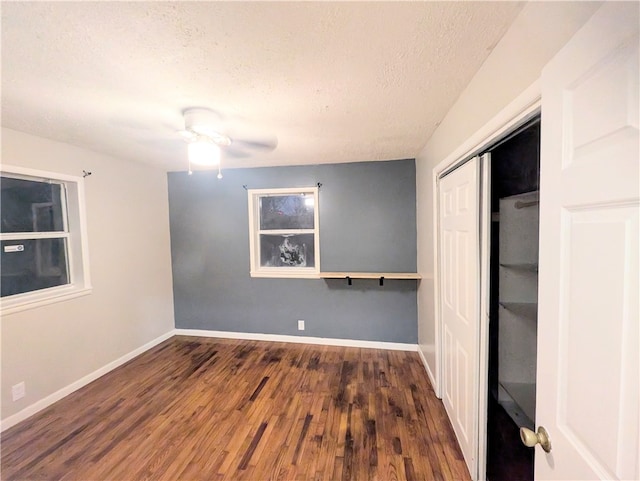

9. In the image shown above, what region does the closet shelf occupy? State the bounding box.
[500,263,538,272]
[498,382,536,430]
[499,301,538,319]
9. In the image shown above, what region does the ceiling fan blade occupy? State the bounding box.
[231,137,278,151]
[224,146,253,159]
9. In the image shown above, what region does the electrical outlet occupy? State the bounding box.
[298,320,305,331]
[12,382,25,401]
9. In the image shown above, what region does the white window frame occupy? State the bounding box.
[248,187,320,278]
[1,165,92,315]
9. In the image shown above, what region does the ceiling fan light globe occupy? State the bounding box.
[188,140,221,166]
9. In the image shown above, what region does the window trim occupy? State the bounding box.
[247,187,320,278]
[1,165,92,315]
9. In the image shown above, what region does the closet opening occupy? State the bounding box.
[485,118,540,481]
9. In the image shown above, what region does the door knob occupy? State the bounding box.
[520,426,552,453]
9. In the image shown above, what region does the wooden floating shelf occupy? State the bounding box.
[319,272,421,280]
[320,272,421,285]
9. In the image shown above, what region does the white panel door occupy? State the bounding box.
[439,157,480,476]
[536,3,639,479]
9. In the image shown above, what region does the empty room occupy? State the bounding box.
[1,2,638,481]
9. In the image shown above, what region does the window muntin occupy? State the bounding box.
[248,188,319,278]
[0,167,91,313]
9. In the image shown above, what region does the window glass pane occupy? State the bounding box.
[1,177,65,233]
[259,194,314,230]
[259,234,315,268]
[1,238,69,297]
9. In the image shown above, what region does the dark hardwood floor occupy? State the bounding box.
[1,336,471,481]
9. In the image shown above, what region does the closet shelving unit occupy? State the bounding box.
[497,190,539,430]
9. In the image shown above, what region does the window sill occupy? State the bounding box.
[1,285,92,316]
[250,270,320,279]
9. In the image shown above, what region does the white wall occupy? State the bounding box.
[1,128,175,422]
[415,2,601,388]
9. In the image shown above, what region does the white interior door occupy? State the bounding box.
[439,157,480,477]
[535,3,639,479]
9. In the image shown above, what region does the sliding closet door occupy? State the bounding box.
[438,157,480,476]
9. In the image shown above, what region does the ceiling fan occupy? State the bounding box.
[178,107,278,178]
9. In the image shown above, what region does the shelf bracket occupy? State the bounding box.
[379,276,384,286]
[346,276,352,286]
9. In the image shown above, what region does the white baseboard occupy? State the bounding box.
[0,330,174,432]
[417,346,439,396]
[174,328,418,352]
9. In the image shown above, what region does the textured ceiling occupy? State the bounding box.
[1,1,523,171]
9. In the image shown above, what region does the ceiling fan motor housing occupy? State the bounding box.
[183,108,231,146]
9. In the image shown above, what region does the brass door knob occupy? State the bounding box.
[520,426,552,453]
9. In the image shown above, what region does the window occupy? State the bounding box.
[1,166,91,313]
[248,187,319,278]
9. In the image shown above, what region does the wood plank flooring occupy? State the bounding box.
[1,336,471,481]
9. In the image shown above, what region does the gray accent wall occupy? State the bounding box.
[168,159,417,343]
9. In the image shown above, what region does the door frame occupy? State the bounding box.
[432,82,541,480]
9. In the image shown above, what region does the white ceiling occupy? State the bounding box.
[1,1,524,171]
